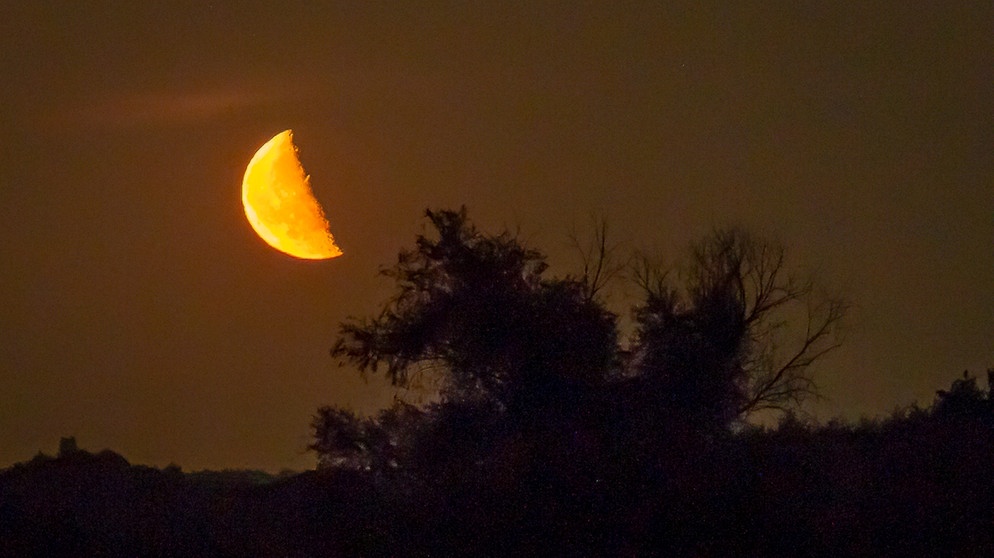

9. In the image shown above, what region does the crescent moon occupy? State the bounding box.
[242,130,343,260]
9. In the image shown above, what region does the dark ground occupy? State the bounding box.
[3,393,993,558]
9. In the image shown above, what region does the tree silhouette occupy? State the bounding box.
[320,212,848,471]
[321,208,619,472]
[933,369,993,422]
[567,214,630,304]
[331,207,618,412]
[310,401,426,471]
[629,228,847,429]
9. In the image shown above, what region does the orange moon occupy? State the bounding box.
[242,130,343,260]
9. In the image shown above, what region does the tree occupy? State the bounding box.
[310,401,425,471]
[933,370,993,421]
[629,228,847,429]
[330,207,618,427]
[318,213,845,470]
[58,436,80,458]
[567,214,630,304]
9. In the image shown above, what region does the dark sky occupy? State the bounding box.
[2,3,991,472]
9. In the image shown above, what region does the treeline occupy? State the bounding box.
[303,208,993,555]
[2,208,991,556]
[351,374,994,556]
[313,207,847,473]
[2,372,991,556]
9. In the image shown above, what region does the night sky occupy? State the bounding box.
[2,3,991,472]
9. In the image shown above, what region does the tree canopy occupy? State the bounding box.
[629,228,848,429]
[317,208,847,471]
[331,207,619,411]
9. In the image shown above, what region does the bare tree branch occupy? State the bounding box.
[568,214,630,303]
[630,227,848,425]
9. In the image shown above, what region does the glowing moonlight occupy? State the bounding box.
[242,130,343,260]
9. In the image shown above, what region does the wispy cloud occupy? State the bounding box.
[41,83,317,133]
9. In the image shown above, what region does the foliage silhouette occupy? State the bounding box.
[12,208,993,555]
[310,400,426,471]
[325,207,621,478]
[332,208,619,408]
[933,369,993,422]
[629,228,847,430]
[318,210,852,480]
[0,262,991,557]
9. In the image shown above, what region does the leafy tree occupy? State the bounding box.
[317,212,846,471]
[309,408,375,470]
[58,436,80,458]
[331,207,618,415]
[933,369,993,421]
[628,228,847,429]
[310,401,426,471]
[319,208,619,472]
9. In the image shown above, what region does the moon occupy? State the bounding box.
[242,130,343,260]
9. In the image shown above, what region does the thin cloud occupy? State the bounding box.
[42,84,318,133]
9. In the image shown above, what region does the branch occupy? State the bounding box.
[568,215,629,302]
[738,296,847,416]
